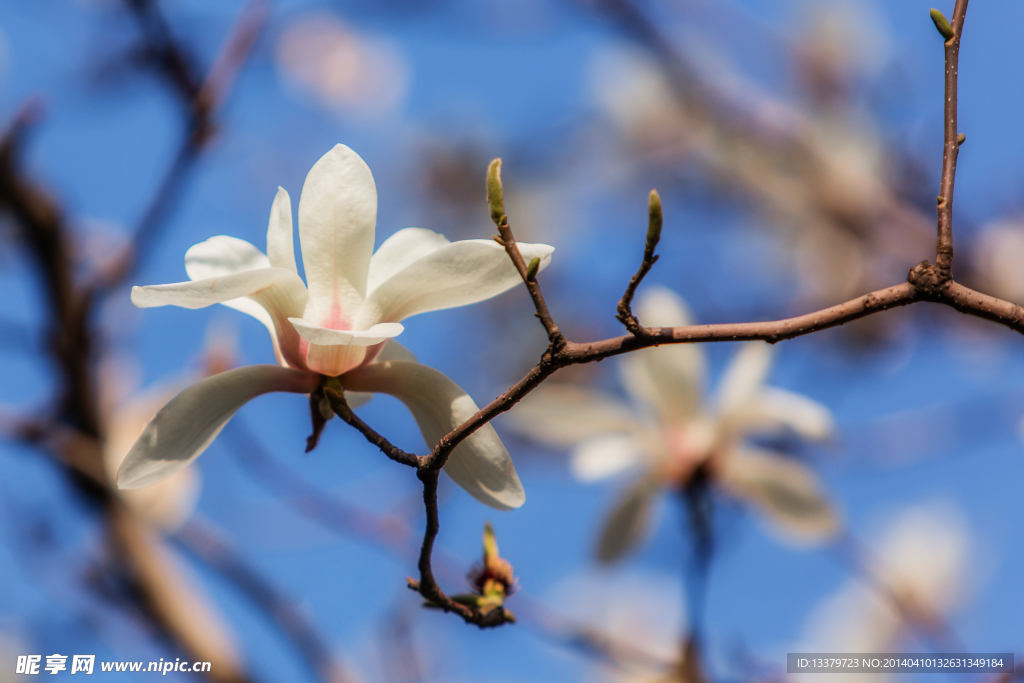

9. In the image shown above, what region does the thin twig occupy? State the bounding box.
[224,418,675,669]
[616,189,663,335]
[935,0,970,274]
[495,221,565,351]
[323,381,420,469]
[96,0,268,291]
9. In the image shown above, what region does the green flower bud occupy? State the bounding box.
[929,8,954,40]
[487,158,505,225]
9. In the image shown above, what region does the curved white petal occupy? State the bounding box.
[117,366,319,490]
[289,319,405,376]
[344,341,417,406]
[341,360,525,510]
[133,267,306,311]
[715,342,774,417]
[739,387,834,441]
[620,287,705,422]
[288,318,403,346]
[298,144,377,325]
[185,235,270,279]
[183,236,297,365]
[376,338,417,362]
[507,384,640,447]
[718,448,838,541]
[104,386,201,531]
[367,227,451,292]
[571,434,647,482]
[267,187,297,273]
[596,476,661,563]
[135,268,309,369]
[356,239,555,327]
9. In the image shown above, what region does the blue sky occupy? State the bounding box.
[1,0,1023,681]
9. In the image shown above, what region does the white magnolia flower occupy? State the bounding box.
[796,504,968,683]
[117,144,554,510]
[511,286,837,561]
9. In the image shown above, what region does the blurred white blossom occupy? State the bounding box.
[974,221,1024,304]
[511,287,837,562]
[276,14,409,118]
[797,503,969,672]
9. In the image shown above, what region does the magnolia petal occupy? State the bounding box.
[366,227,451,293]
[104,386,201,531]
[288,318,403,346]
[571,434,647,482]
[341,360,525,510]
[267,187,298,273]
[298,144,377,324]
[596,476,661,563]
[185,235,270,279]
[344,340,418,407]
[135,268,309,369]
[289,319,403,375]
[304,343,370,377]
[716,342,774,417]
[741,387,834,441]
[508,384,641,447]
[133,267,306,312]
[620,288,705,422]
[356,239,555,327]
[117,365,319,490]
[183,236,291,364]
[377,338,417,362]
[718,448,839,541]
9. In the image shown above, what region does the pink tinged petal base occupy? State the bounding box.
[117,366,319,490]
[289,318,404,376]
[341,360,525,510]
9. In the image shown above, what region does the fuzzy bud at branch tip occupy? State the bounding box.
[646,189,663,251]
[929,9,954,40]
[526,257,540,282]
[487,158,505,225]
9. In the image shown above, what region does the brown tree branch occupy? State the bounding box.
[96,0,268,291]
[935,0,969,274]
[322,380,420,469]
[224,418,675,669]
[0,0,267,673]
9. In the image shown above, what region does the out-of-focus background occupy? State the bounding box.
[1,0,1023,681]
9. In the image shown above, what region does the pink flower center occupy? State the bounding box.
[321,299,352,331]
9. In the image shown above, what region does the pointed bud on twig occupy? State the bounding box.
[465,522,518,616]
[957,132,966,146]
[646,189,663,253]
[487,158,505,226]
[526,257,540,282]
[492,235,506,246]
[929,9,954,40]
